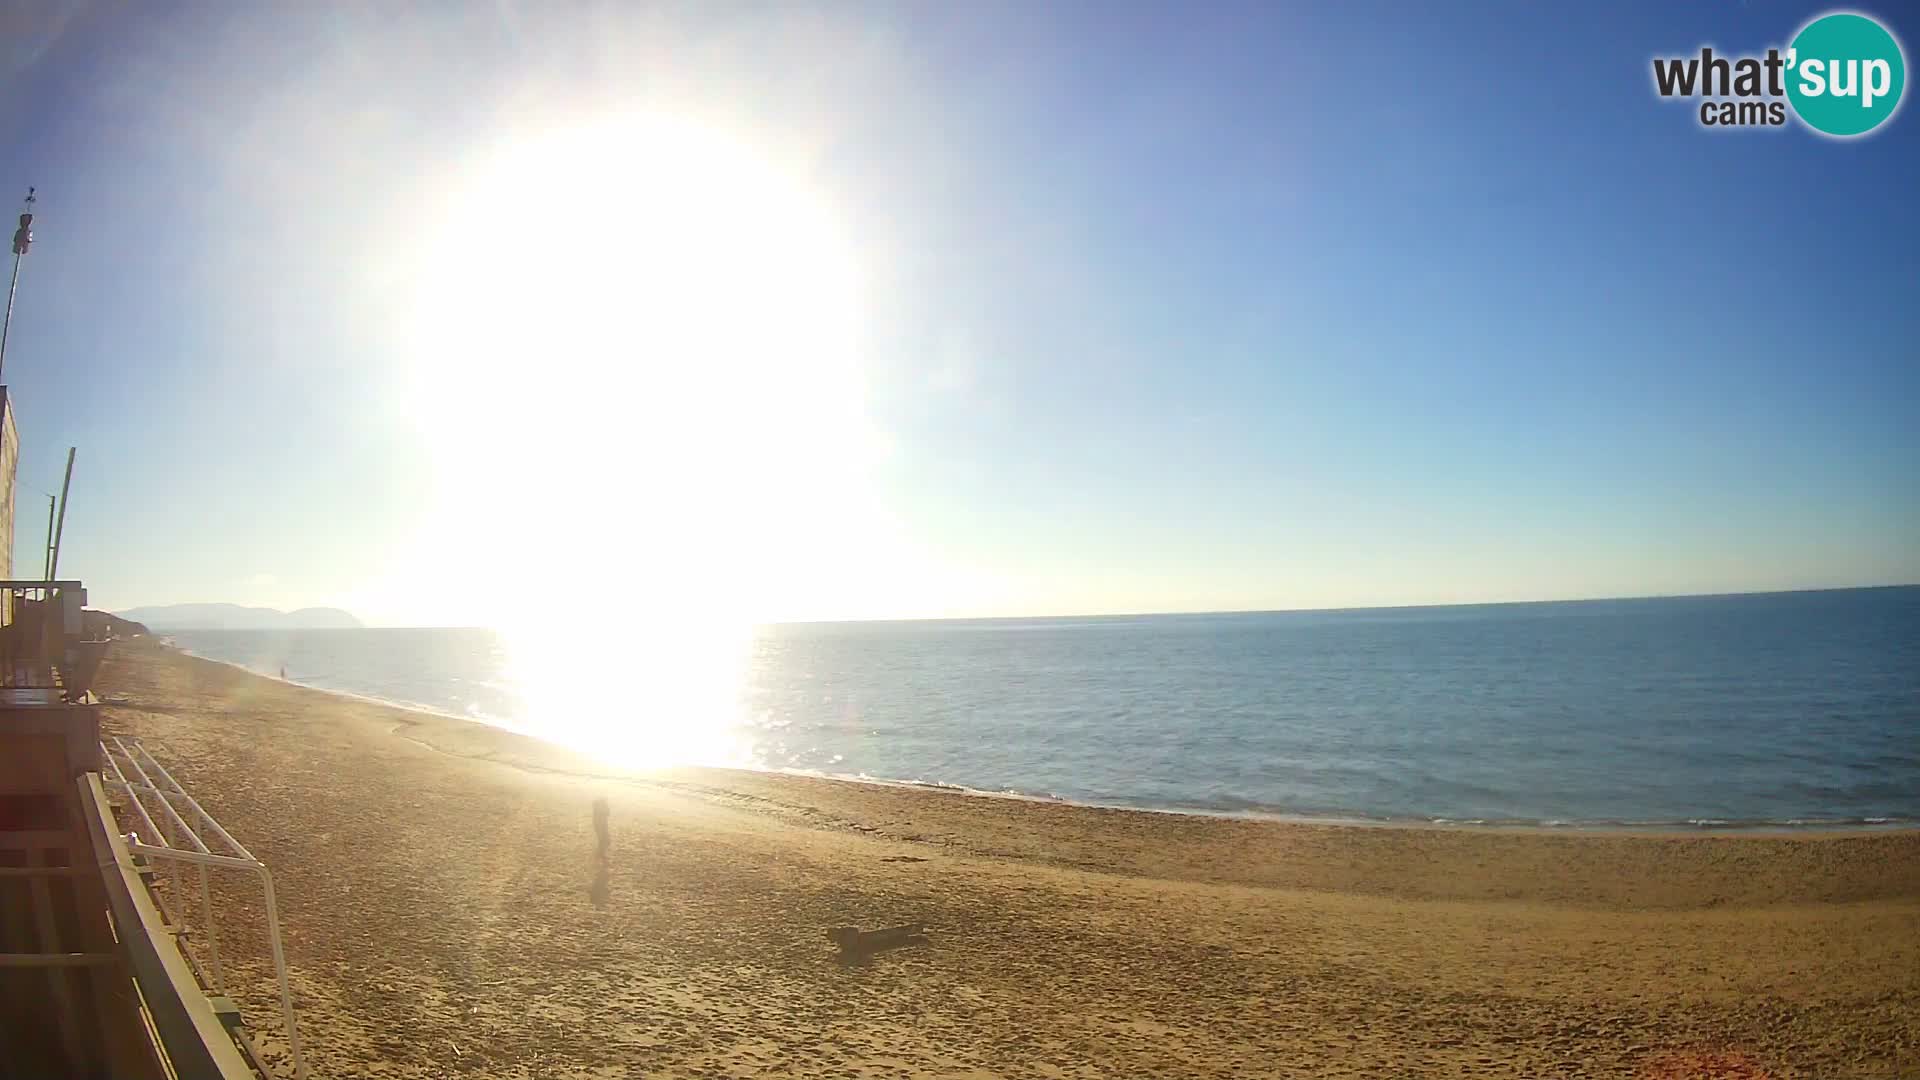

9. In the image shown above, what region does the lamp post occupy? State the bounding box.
[0,186,37,385]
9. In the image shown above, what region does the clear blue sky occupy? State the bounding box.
[1,0,1914,627]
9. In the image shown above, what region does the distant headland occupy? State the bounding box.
[112,603,363,631]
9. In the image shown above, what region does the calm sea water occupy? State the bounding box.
[160,587,1920,828]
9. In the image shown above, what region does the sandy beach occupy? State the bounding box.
[94,639,1918,1079]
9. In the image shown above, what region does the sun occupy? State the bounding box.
[386,109,877,768]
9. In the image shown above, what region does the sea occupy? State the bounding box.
[159,586,1919,829]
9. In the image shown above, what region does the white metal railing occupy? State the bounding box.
[100,736,308,1079]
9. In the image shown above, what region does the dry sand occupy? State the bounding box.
[95,639,1918,1079]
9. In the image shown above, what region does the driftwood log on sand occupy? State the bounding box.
[826,923,929,955]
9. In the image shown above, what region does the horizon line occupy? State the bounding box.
[116,581,1919,632]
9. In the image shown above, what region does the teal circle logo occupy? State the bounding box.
[1786,12,1906,137]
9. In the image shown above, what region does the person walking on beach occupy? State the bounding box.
[589,797,611,907]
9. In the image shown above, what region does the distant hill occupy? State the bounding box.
[83,610,152,639]
[114,603,364,631]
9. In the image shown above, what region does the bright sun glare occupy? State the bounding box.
[388,110,878,768]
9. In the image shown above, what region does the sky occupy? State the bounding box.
[0,0,1914,628]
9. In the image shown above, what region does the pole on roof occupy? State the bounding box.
[43,493,55,581]
[48,447,74,581]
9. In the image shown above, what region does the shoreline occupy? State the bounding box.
[93,637,1920,1078]
[156,637,1918,838]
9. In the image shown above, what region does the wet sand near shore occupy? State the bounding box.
[96,640,1919,1078]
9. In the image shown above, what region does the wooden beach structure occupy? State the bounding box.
[0,386,302,1075]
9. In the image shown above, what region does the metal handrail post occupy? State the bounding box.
[257,866,305,1080]
[195,863,226,992]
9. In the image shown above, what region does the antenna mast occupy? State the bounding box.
[0,187,36,384]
